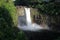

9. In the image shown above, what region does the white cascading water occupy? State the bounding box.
[25,8,32,26]
[18,7,49,31]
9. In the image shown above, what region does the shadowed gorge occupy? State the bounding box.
[15,0,60,40]
[17,6,60,40]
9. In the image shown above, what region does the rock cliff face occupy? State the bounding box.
[31,13,60,32]
[16,6,60,32]
[47,15,60,32]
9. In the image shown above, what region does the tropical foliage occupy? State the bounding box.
[15,0,60,15]
[0,0,26,40]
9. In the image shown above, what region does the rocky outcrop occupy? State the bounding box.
[32,14,60,32]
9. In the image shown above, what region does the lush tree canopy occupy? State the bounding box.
[0,0,27,40]
[15,0,60,16]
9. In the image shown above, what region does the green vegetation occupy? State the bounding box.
[0,0,60,40]
[0,0,27,40]
[15,0,60,15]
[15,0,60,40]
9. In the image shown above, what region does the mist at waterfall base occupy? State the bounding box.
[18,7,49,31]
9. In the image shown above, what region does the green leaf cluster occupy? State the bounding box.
[0,0,27,40]
[15,0,60,15]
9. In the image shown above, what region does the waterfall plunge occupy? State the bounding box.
[25,8,32,26]
[18,7,49,31]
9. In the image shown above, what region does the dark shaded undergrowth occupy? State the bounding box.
[0,7,27,40]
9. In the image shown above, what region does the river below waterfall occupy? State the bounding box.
[24,30,60,40]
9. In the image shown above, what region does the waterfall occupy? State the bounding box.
[24,8,32,26]
[18,7,49,31]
